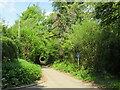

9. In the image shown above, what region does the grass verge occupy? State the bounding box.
[2,59,42,89]
[52,60,120,89]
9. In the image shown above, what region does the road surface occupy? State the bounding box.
[18,66,98,89]
[39,66,97,88]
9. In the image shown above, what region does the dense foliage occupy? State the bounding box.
[2,59,41,88]
[51,1,120,88]
[63,18,100,72]
[94,2,120,75]
[1,5,44,88]
[52,60,120,88]
[51,1,120,76]
[2,1,120,88]
[2,37,18,62]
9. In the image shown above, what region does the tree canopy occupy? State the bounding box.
[2,2,120,88]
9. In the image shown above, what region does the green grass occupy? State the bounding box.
[52,60,120,89]
[2,59,42,89]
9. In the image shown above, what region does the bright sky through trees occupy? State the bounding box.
[0,1,53,26]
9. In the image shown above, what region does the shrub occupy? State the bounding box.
[2,59,41,89]
[14,39,24,58]
[52,60,120,88]
[2,37,18,62]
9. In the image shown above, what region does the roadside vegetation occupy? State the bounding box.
[52,60,120,88]
[2,59,41,88]
[1,1,120,89]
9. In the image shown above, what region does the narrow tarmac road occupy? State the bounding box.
[40,66,97,88]
[18,66,98,89]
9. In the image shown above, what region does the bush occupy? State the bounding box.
[52,60,78,73]
[52,60,120,88]
[2,37,18,62]
[14,39,24,58]
[2,59,41,89]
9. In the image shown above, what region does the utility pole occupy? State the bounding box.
[18,19,20,38]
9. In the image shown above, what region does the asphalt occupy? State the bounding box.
[41,66,97,88]
[12,66,99,89]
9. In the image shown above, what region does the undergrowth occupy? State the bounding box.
[52,60,120,89]
[2,59,42,89]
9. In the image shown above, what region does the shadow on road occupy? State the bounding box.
[4,76,47,90]
[6,83,46,90]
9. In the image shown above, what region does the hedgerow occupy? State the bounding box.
[2,59,41,89]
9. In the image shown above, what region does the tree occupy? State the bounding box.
[94,2,120,75]
[52,2,85,35]
[8,4,47,64]
[51,1,94,61]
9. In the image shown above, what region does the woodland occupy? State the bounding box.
[1,1,120,89]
